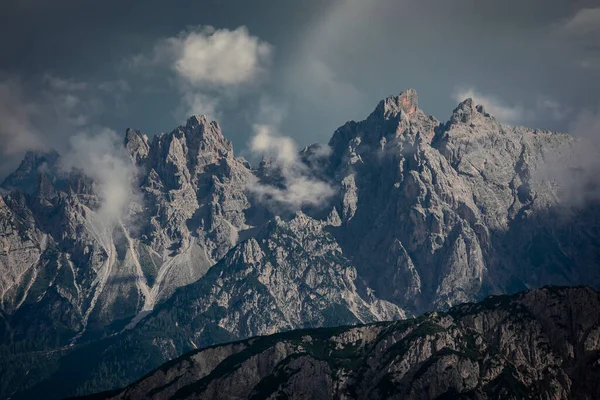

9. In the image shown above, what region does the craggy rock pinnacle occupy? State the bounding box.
[371,88,420,120]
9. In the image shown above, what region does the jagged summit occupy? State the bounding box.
[124,128,150,164]
[448,97,492,126]
[329,88,438,157]
[1,149,60,193]
[183,115,225,143]
[185,114,213,127]
[178,114,232,159]
[370,88,420,120]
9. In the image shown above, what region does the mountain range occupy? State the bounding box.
[0,89,599,399]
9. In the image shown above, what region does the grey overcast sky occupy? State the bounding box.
[1,0,599,177]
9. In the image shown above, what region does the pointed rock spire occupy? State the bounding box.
[183,115,232,160]
[370,89,419,120]
[449,98,492,126]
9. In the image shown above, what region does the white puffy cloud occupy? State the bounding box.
[131,26,272,119]
[251,174,334,209]
[169,26,272,87]
[251,125,298,168]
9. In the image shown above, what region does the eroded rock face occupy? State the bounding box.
[8,211,403,399]
[0,115,255,350]
[82,287,600,400]
[144,211,404,346]
[327,90,598,314]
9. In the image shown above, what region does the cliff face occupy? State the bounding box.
[0,116,255,348]
[81,286,600,400]
[1,90,599,399]
[327,90,596,313]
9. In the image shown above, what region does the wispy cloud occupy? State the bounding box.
[97,79,130,93]
[556,7,600,69]
[0,78,44,178]
[0,74,137,227]
[248,121,334,210]
[43,74,88,91]
[0,79,42,155]
[453,87,568,126]
[0,73,129,168]
[453,88,525,125]
[177,92,219,122]
[285,2,363,118]
[61,128,136,226]
[539,106,600,208]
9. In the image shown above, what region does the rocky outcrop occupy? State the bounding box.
[81,286,600,400]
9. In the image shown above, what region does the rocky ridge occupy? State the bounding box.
[81,286,600,400]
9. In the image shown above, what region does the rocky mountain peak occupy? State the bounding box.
[182,115,233,161]
[448,97,492,126]
[2,89,599,400]
[185,114,210,127]
[370,88,419,120]
[328,89,436,164]
[184,115,221,139]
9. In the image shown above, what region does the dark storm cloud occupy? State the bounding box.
[280,0,600,138]
[0,0,599,182]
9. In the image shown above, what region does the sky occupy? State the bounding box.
[1,0,600,179]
